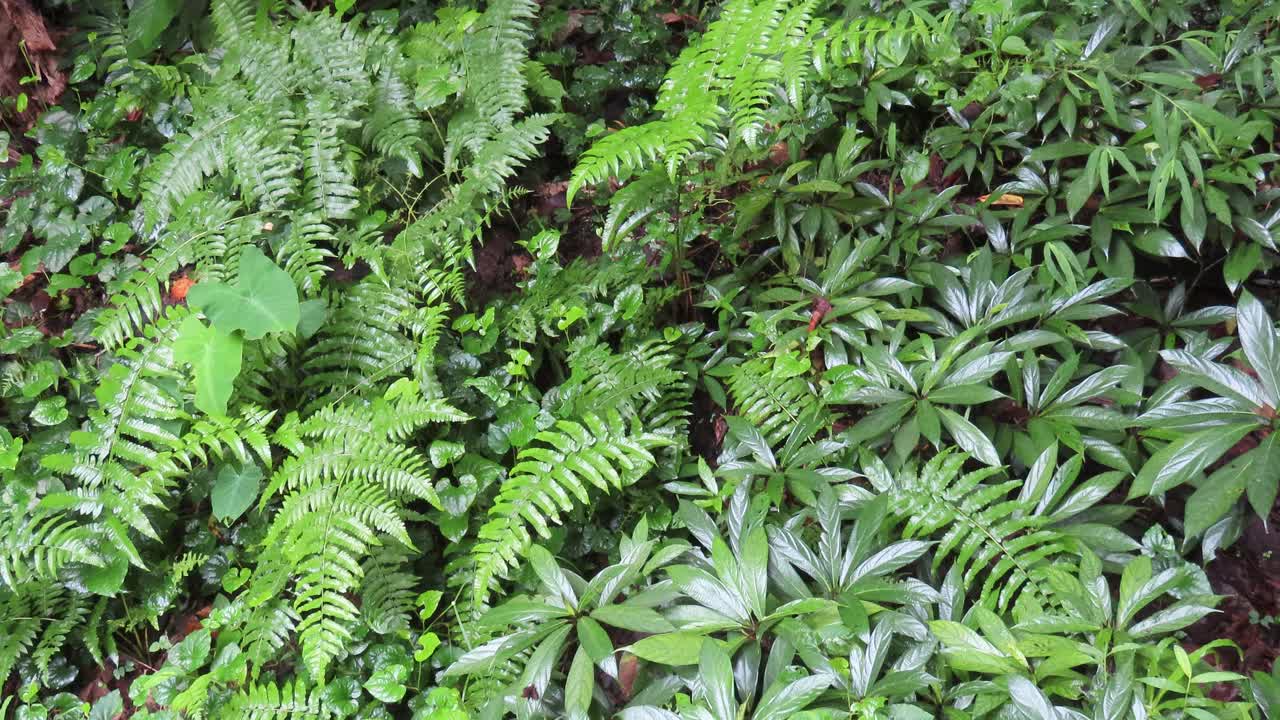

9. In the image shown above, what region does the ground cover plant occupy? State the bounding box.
[3,0,1280,717]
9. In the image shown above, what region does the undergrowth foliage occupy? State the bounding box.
[2,0,1280,718]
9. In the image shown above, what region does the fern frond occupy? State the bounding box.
[140,112,231,228]
[727,356,825,447]
[361,546,419,634]
[264,433,438,508]
[211,0,257,48]
[464,0,537,129]
[301,280,417,400]
[463,113,558,196]
[97,195,242,348]
[225,680,336,720]
[470,411,669,603]
[366,67,425,176]
[866,451,1080,612]
[0,509,100,588]
[556,339,684,421]
[300,94,360,222]
[226,99,302,211]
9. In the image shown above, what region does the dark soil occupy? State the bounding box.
[1190,511,1280,678]
[0,0,66,132]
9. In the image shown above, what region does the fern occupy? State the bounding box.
[726,355,826,447]
[568,0,819,202]
[299,280,418,403]
[555,338,685,420]
[469,411,670,603]
[248,396,464,679]
[366,68,426,176]
[0,500,99,589]
[863,450,1080,612]
[300,93,360,223]
[224,681,336,720]
[360,546,419,635]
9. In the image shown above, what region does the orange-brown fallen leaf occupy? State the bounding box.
[658,11,698,24]
[978,193,1024,207]
[170,276,195,302]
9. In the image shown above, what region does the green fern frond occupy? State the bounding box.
[140,112,231,228]
[470,411,669,603]
[556,339,685,421]
[866,451,1080,612]
[600,170,672,250]
[464,0,538,129]
[225,680,336,720]
[210,0,257,48]
[264,433,438,508]
[97,195,242,348]
[0,509,100,589]
[463,113,558,196]
[277,214,336,295]
[300,94,361,222]
[361,546,419,634]
[254,479,408,679]
[366,68,425,176]
[0,587,42,684]
[727,355,825,447]
[0,585,85,685]
[226,100,302,211]
[301,280,417,400]
[243,601,299,671]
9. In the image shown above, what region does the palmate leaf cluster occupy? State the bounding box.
[1,0,1279,718]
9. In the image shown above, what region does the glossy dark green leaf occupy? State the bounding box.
[564,646,593,720]
[699,639,736,720]
[1131,424,1255,498]
[629,632,706,666]
[211,462,263,523]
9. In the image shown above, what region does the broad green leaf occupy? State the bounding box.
[1007,676,1058,720]
[174,316,243,417]
[1242,433,1280,521]
[521,625,573,697]
[1128,601,1217,638]
[1184,461,1247,540]
[126,0,180,56]
[1131,424,1254,498]
[1225,244,1262,293]
[1250,669,1280,719]
[298,298,328,338]
[89,691,124,720]
[565,646,593,720]
[84,553,129,595]
[1160,349,1266,408]
[725,416,776,469]
[364,663,408,703]
[1000,36,1030,56]
[1132,229,1188,259]
[629,632,706,666]
[754,674,832,720]
[929,384,1004,405]
[1238,292,1280,406]
[1027,141,1093,162]
[528,544,577,608]
[937,407,1000,465]
[699,639,736,720]
[845,400,914,445]
[211,462,263,523]
[740,526,768,618]
[929,621,1023,674]
[1060,94,1077,136]
[187,246,300,340]
[170,628,211,673]
[577,617,615,663]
